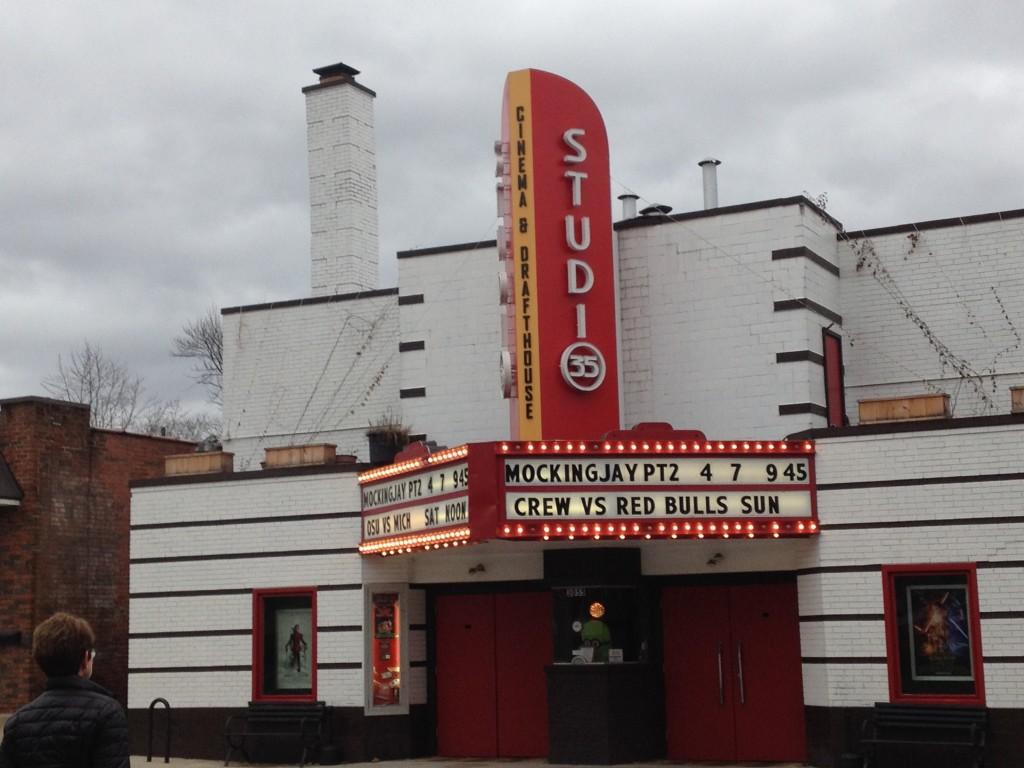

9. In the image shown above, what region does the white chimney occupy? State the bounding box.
[617,193,639,220]
[303,62,379,296]
[699,158,721,210]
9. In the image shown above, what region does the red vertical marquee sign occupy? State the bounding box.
[498,69,621,441]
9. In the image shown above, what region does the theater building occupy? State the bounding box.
[127,63,1024,766]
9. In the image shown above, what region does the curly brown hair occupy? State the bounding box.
[32,612,95,677]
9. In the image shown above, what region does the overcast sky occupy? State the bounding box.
[3,1,1023,415]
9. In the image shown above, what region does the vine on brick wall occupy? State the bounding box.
[847,230,1024,413]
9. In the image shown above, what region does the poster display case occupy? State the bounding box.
[882,564,985,704]
[364,584,409,715]
[252,588,316,701]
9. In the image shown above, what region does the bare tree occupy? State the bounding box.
[42,341,218,441]
[42,341,145,430]
[172,307,223,404]
[139,400,222,441]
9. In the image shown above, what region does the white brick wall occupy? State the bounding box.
[397,245,508,446]
[802,663,889,707]
[306,80,378,295]
[617,201,842,438]
[128,471,368,710]
[128,671,250,709]
[800,422,1024,709]
[840,218,1024,421]
[221,294,399,469]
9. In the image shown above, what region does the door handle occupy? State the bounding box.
[716,642,725,705]
[736,641,746,705]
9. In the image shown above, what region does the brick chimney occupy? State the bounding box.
[303,62,379,296]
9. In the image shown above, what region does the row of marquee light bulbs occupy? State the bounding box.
[502,519,819,541]
[359,439,816,485]
[359,518,820,558]
[360,518,823,561]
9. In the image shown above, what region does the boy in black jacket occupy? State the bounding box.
[1,612,129,768]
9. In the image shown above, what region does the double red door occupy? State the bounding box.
[435,591,552,757]
[662,582,806,762]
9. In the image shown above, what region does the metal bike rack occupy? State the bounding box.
[147,697,171,763]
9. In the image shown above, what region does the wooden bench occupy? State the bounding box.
[224,702,327,767]
[860,702,987,768]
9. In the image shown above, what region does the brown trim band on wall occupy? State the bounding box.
[800,614,884,622]
[796,564,883,576]
[129,665,251,674]
[130,583,362,599]
[977,561,1024,570]
[131,511,361,531]
[981,611,1024,620]
[399,340,426,352]
[819,471,1024,491]
[132,460,366,489]
[774,298,843,326]
[397,240,497,259]
[776,350,825,365]
[802,657,886,665]
[771,246,841,277]
[222,288,398,316]
[400,388,426,398]
[397,294,424,306]
[129,629,252,639]
[843,206,1024,240]
[985,656,1024,664]
[779,402,828,417]
[318,662,362,670]
[796,562,1024,578]
[130,547,358,565]
[821,515,1024,531]
[130,626,367,641]
[410,623,427,631]
[614,196,843,232]
[130,587,254,599]
[791,412,1024,440]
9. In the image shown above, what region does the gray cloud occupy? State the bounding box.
[3,0,1023,409]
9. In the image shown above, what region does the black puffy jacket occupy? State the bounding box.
[0,676,129,768]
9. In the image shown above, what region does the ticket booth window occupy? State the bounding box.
[881,564,984,705]
[552,586,646,663]
[364,584,409,715]
[252,588,317,701]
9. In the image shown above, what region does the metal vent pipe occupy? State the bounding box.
[617,193,639,220]
[699,158,721,210]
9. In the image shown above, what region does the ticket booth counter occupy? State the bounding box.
[544,550,665,764]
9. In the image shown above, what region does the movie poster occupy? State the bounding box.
[906,584,973,681]
[371,593,401,706]
[275,607,313,690]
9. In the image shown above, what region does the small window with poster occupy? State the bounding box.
[252,588,316,701]
[882,564,984,705]
[364,585,409,715]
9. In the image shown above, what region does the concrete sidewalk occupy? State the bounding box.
[130,757,808,768]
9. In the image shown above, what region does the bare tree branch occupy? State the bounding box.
[41,341,144,429]
[138,400,222,441]
[172,307,223,404]
[41,341,218,441]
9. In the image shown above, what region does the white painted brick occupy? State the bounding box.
[307,80,378,295]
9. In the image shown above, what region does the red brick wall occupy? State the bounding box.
[0,398,193,711]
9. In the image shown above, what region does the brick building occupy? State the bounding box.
[127,63,1024,766]
[0,397,192,712]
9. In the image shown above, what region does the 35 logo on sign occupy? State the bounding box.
[560,341,606,392]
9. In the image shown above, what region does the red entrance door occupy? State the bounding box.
[435,591,552,757]
[663,582,806,762]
